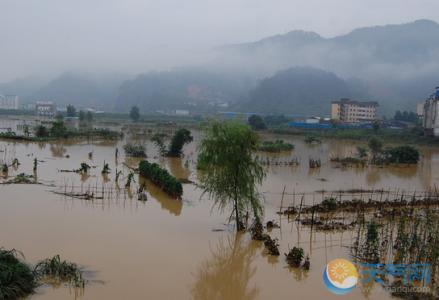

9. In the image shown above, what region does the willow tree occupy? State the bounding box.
[197,121,265,231]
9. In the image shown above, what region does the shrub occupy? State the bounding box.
[285,247,304,267]
[258,140,294,152]
[34,255,85,288]
[34,125,49,138]
[124,144,146,157]
[139,160,183,198]
[384,146,420,164]
[0,248,36,300]
[321,198,338,211]
[50,120,68,138]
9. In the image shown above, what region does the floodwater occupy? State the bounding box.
[1,123,439,300]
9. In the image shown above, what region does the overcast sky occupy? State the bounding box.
[1,0,439,82]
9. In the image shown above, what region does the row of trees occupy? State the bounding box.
[34,120,67,138]
[394,110,419,123]
[247,114,290,130]
[67,104,141,122]
[66,105,93,122]
[138,160,183,198]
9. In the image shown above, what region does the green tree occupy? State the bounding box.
[197,121,265,231]
[248,114,266,130]
[78,110,86,121]
[372,120,380,133]
[86,111,93,122]
[34,125,49,138]
[50,120,67,137]
[66,105,76,117]
[129,106,140,122]
[167,128,193,157]
[368,137,383,161]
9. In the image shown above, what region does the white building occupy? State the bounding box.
[0,95,19,110]
[331,98,379,123]
[36,101,57,117]
[424,87,439,137]
[417,103,425,117]
[175,109,190,116]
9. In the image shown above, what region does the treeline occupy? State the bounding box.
[394,110,419,123]
[0,120,121,141]
[138,160,183,198]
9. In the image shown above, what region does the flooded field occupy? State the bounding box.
[1,124,439,299]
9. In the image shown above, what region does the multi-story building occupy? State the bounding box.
[331,98,379,123]
[36,101,57,117]
[417,103,425,117]
[0,95,19,110]
[423,87,439,137]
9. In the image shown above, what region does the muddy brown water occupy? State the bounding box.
[1,127,439,299]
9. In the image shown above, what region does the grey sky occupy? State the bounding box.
[1,0,439,81]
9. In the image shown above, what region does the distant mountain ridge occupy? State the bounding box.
[219,19,439,114]
[2,19,438,115]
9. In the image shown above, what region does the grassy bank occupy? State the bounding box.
[269,126,439,145]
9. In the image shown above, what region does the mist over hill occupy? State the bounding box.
[115,68,255,113]
[2,20,439,115]
[240,67,370,116]
[115,19,439,116]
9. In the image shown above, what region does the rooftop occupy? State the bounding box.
[332,98,379,107]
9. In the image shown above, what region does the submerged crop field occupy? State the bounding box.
[1,118,439,300]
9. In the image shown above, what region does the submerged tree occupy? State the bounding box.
[167,129,193,157]
[101,161,111,174]
[126,172,135,188]
[197,121,265,231]
[151,133,167,156]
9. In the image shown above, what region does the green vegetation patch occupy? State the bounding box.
[124,144,147,157]
[258,140,294,152]
[139,160,183,198]
[0,249,36,300]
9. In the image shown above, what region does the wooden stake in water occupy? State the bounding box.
[279,185,286,214]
